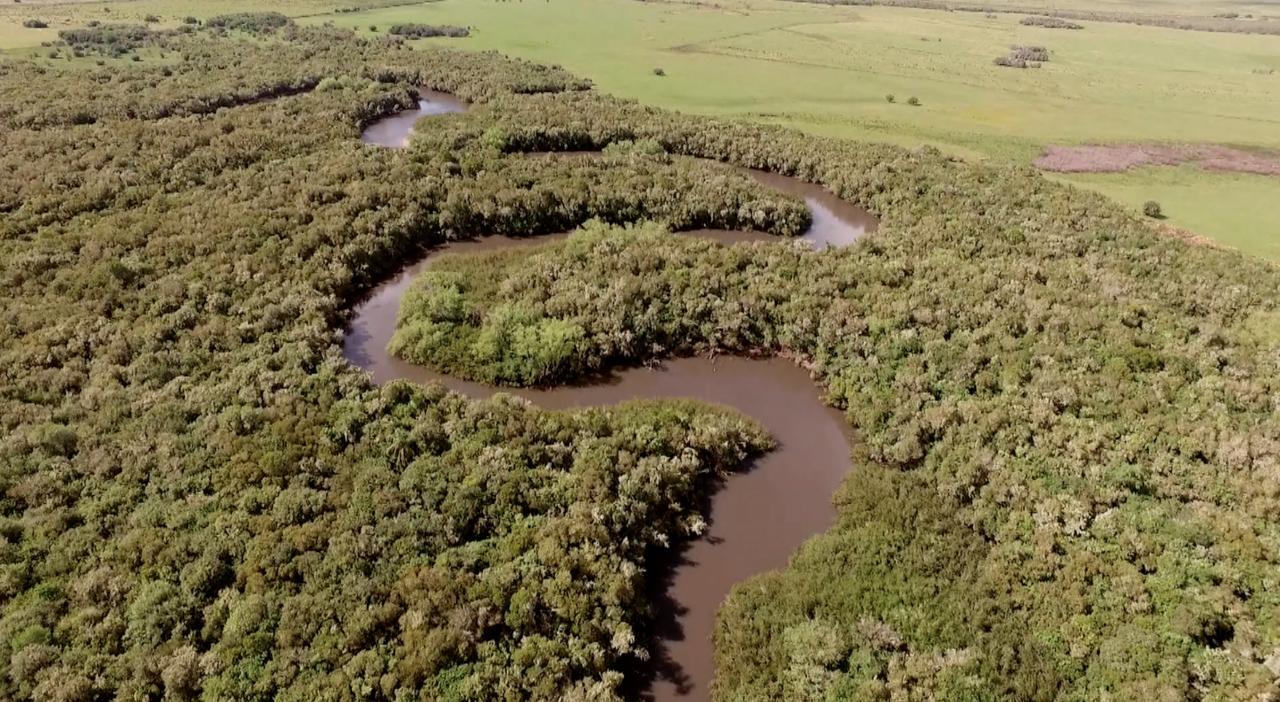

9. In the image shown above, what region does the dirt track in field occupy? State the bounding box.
[1035,143,1280,177]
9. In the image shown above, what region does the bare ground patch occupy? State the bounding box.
[1154,221,1224,249]
[1035,143,1280,178]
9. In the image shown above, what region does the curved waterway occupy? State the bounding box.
[351,96,861,700]
[360,89,467,147]
[343,236,854,701]
[359,92,876,249]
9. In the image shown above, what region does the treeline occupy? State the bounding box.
[433,150,809,241]
[57,24,155,57]
[204,11,292,33]
[1020,15,1083,29]
[1,24,588,130]
[781,0,1280,35]
[2,21,1280,702]
[389,23,470,38]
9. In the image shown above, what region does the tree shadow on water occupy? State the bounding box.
[622,454,764,701]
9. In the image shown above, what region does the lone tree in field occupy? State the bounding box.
[1143,200,1164,218]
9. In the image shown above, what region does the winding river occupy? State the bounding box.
[348,92,873,700]
[360,89,468,148]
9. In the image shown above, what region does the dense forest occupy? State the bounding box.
[3,16,1280,702]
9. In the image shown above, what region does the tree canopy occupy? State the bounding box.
[2,20,1279,702]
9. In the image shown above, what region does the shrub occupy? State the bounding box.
[1143,200,1163,218]
[22,18,47,28]
[59,24,151,57]
[1021,15,1084,29]
[143,14,159,23]
[205,12,291,33]
[182,16,198,25]
[907,96,920,106]
[653,67,665,76]
[996,45,1050,68]
[388,23,469,38]
[369,25,378,32]
[885,94,895,103]
[1011,44,1049,62]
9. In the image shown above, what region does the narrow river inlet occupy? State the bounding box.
[348,93,871,700]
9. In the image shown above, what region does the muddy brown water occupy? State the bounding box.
[516,152,878,250]
[359,96,877,249]
[738,167,878,249]
[342,235,854,701]
[360,89,467,148]
[351,99,860,701]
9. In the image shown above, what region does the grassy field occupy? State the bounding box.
[2,0,1277,259]
[1058,166,1280,260]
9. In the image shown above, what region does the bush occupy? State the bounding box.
[996,45,1050,68]
[388,23,469,39]
[653,67,665,76]
[1012,44,1049,61]
[1021,15,1084,29]
[205,12,291,33]
[907,96,920,106]
[59,24,151,57]
[143,14,159,23]
[183,16,198,25]
[369,25,378,32]
[885,94,895,103]
[22,18,47,28]
[1143,200,1163,218]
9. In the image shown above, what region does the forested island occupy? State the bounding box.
[2,15,1280,702]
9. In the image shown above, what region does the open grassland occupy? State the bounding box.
[1057,166,1280,260]
[895,0,1280,16]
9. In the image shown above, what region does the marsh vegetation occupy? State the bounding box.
[1,15,1279,702]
